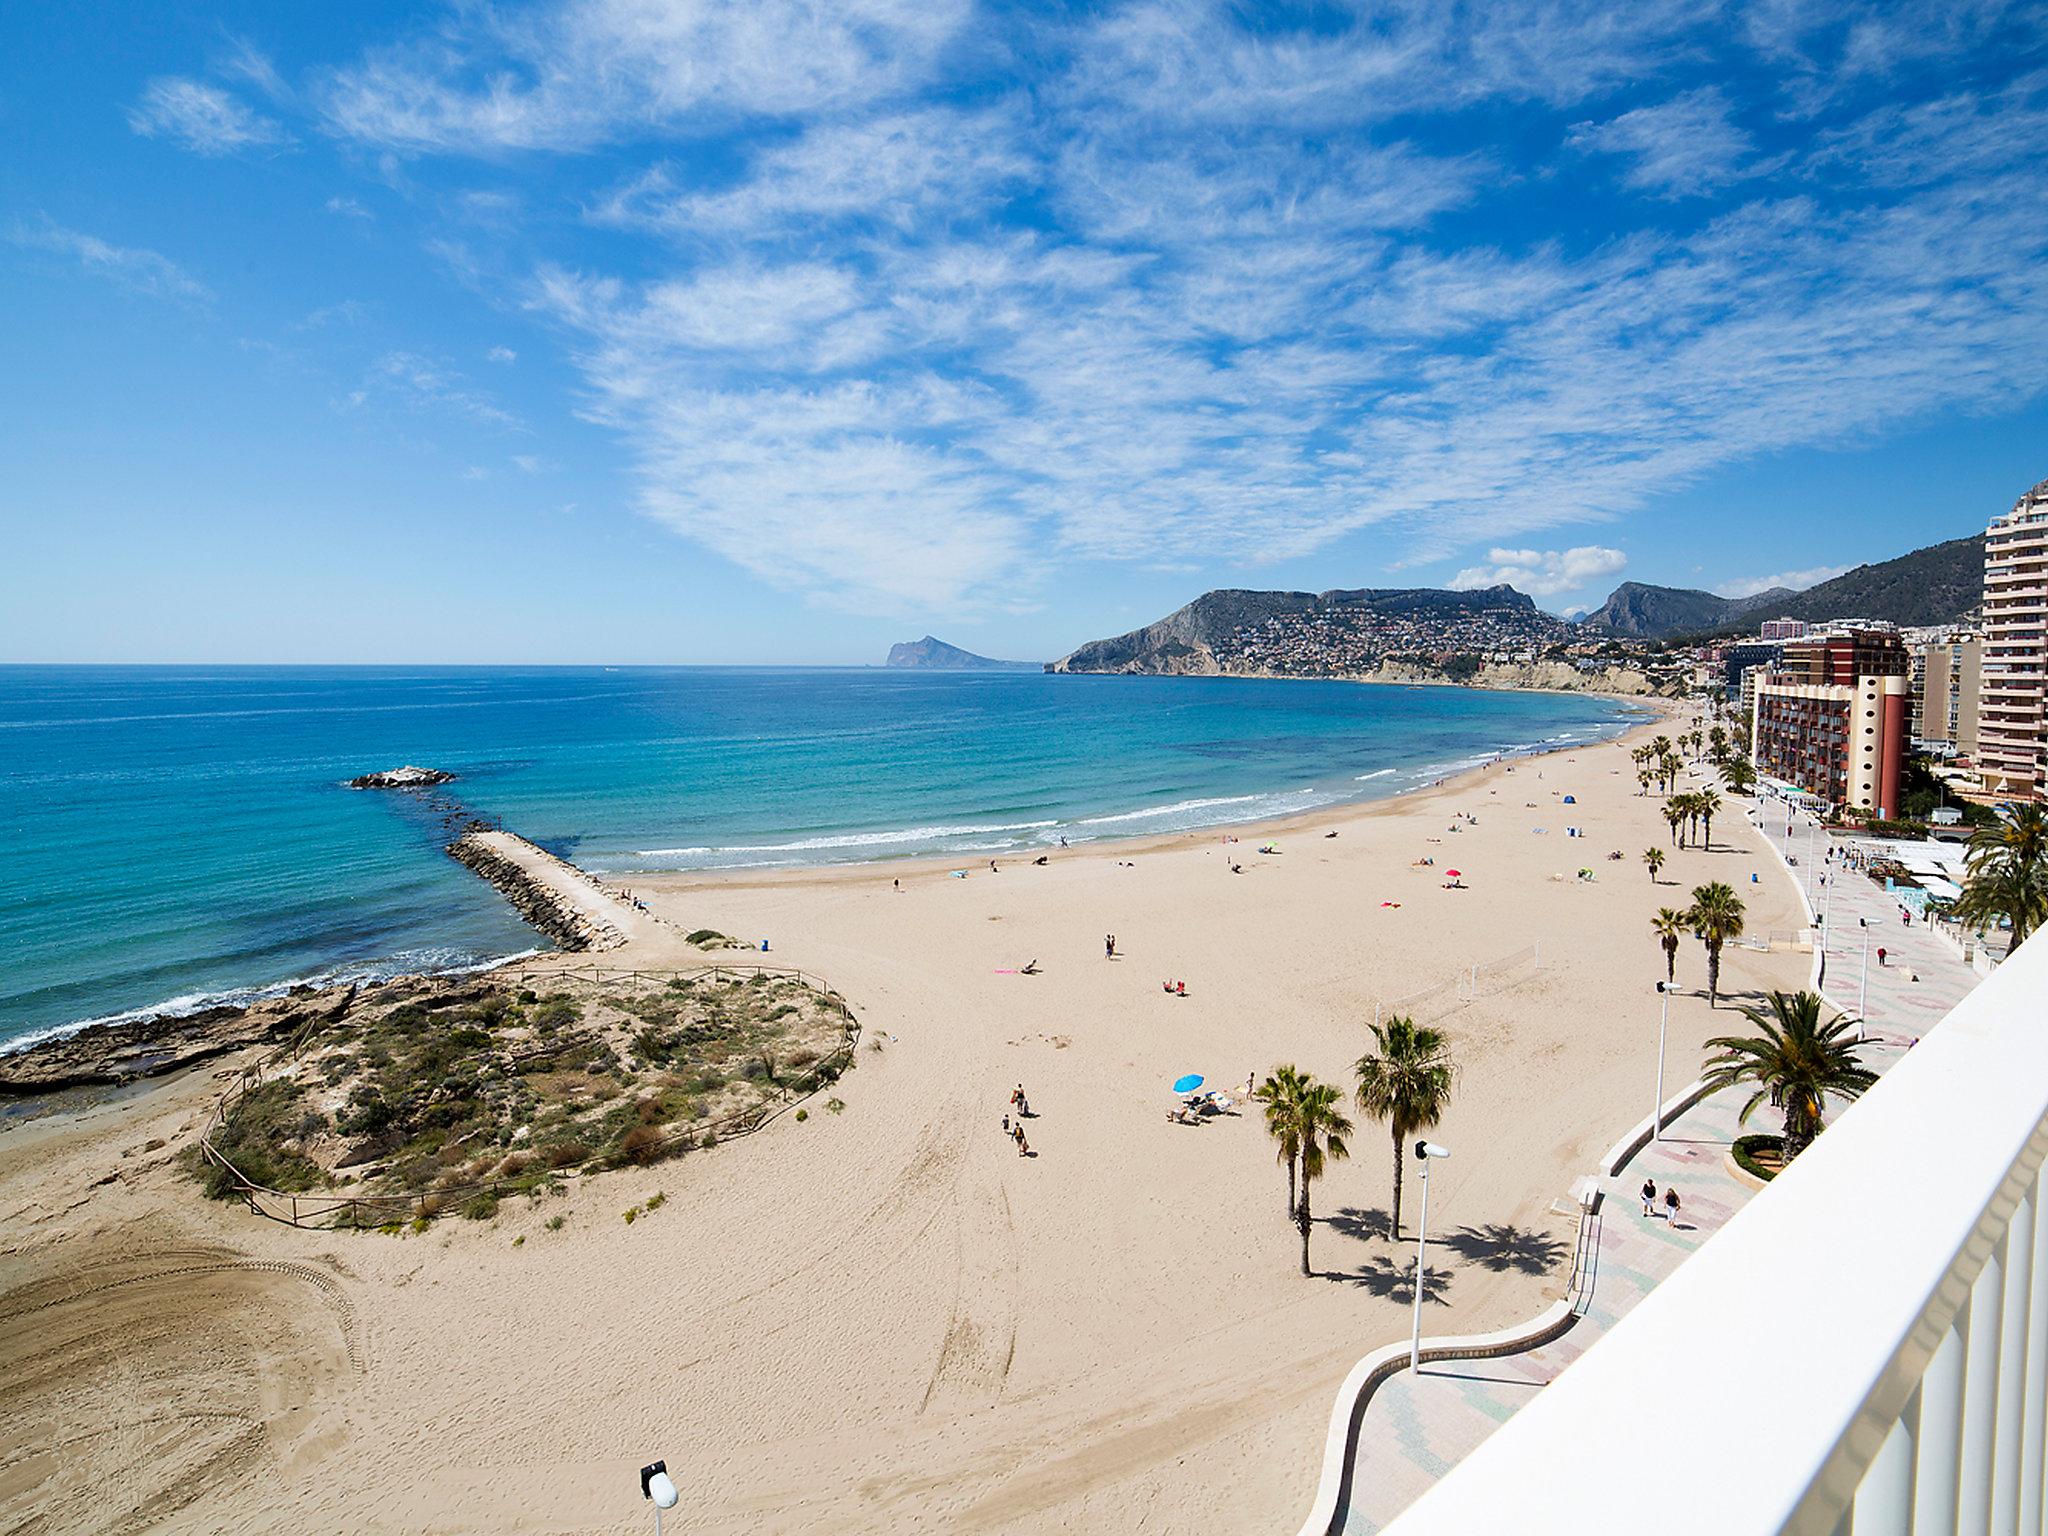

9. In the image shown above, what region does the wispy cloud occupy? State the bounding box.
[128,77,290,155]
[309,0,2048,614]
[7,217,211,304]
[1715,564,1853,598]
[1450,547,1629,599]
[353,351,523,430]
[325,194,373,221]
[317,0,970,153]
[1567,88,1765,198]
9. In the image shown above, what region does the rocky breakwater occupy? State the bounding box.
[446,830,627,953]
[0,985,358,1094]
[349,765,456,789]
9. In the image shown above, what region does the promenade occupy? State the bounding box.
[1333,778,1982,1534]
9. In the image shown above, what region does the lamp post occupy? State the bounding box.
[1653,981,1671,1142]
[1409,1140,1451,1372]
[1858,918,1871,1040]
[641,1461,679,1535]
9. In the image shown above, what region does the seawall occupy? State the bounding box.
[447,830,628,953]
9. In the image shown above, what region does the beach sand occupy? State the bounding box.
[0,709,1814,1534]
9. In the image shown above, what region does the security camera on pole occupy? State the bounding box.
[1409,1140,1450,1371]
[641,1460,679,1535]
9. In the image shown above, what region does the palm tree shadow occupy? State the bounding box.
[1331,1253,1454,1303]
[1440,1222,1567,1276]
[1324,1205,1394,1243]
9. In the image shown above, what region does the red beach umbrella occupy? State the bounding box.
[1445,869,1462,879]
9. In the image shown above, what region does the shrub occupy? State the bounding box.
[794,1108,808,1123]
[685,929,730,947]
[544,1140,592,1169]
[619,1124,670,1166]
[462,1193,500,1221]
[699,1130,719,1150]
[410,1215,430,1235]
[1733,1134,1785,1182]
[826,1097,846,1115]
[623,1206,640,1224]
[545,1215,566,1232]
[645,1192,665,1211]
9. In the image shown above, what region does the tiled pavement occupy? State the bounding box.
[1336,789,1979,1534]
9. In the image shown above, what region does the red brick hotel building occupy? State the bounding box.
[1749,628,1910,818]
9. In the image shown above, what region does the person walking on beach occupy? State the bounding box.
[1013,1124,1030,1157]
[1664,1186,1681,1226]
[1105,934,1117,959]
[1640,1178,1657,1217]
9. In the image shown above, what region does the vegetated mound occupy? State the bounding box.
[191,969,857,1222]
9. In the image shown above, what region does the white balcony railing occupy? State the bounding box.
[1380,935,2048,1536]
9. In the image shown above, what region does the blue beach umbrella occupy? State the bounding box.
[1172,1073,1205,1095]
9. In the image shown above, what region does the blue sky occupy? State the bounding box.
[2,0,2045,664]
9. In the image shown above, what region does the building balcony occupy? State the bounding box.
[1374,939,2048,1536]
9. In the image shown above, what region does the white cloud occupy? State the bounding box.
[487,345,518,364]
[314,0,2048,615]
[1450,546,1629,598]
[318,0,971,153]
[356,351,523,429]
[1715,564,1852,598]
[1567,88,1763,198]
[128,77,290,155]
[325,195,373,220]
[7,217,210,304]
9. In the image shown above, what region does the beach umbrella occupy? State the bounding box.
[1172,1073,1205,1095]
[1445,869,1462,880]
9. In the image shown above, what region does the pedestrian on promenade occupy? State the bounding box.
[1665,1187,1682,1226]
[1641,1178,1657,1217]
[1877,947,1887,967]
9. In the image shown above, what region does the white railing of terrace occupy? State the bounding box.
[1379,932,2048,1536]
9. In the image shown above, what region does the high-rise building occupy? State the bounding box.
[1750,627,1910,816]
[1980,478,2048,800]
[1911,632,1982,757]
[1758,617,1808,641]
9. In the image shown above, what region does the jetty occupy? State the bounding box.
[447,828,672,953]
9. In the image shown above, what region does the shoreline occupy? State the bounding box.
[1,696,1674,1070]
[7,691,1810,1536]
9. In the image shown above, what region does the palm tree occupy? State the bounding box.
[1643,846,1666,883]
[1672,791,1702,845]
[1953,805,2048,950]
[1652,734,1673,761]
[1651,906,1686,984]
[1292,1076,1352,1275]
[1696,788,1723,850]
[1701,991,1876,1161]
[1355,1016,1457,1240]
[1708,725,1728,762]
[1260,1065,1306,1218]
[1688,882,1746,1005]
[1663,799,1687,848]
[1662,752,1683,793]
[1636,767,1654,797]
[1723,758,1757,796]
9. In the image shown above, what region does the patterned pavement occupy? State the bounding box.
[1336,788,1979,1534]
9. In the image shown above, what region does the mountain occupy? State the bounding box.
[1763,534,1986,630]
[885,635,1039,671]
[1579,582,1793,639]
[1048,585,1562,675]
[1583,533,1987,639]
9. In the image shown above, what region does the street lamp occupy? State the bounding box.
[1653,981,1672,1142]
[641,1461,679,1535]
[1409,1140,1451,1372]
[1857,918,1871,1040]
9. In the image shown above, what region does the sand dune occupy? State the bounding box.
[0,711,1812,1533]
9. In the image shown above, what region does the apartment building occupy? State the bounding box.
[1911,632,1983,757]
[1979,477,2048,800]
[1750,627,1910,816]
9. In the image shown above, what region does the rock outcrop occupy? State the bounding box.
[0,985,357,1094]
[349,765,456,789]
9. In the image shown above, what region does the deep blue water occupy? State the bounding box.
[0,666,1644,1046]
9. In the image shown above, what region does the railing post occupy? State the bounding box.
[1914,1307,1966,1533]
[1960,1246,2007,1536]
[1853,1386,1917,1536]
[1993,1193,2034,1536]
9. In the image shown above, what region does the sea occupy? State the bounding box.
[0,666,1646,1050]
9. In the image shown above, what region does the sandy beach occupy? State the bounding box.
[0,706,1816,1534]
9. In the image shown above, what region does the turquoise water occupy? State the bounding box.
[0,666,1644,1046]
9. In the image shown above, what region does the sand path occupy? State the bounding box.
[0,708,1815,1534]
